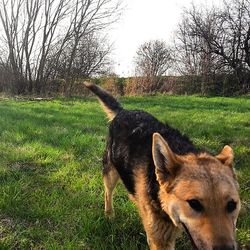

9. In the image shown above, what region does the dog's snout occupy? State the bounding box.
[212,245,235,250]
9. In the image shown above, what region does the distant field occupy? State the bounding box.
[0,95,249,249]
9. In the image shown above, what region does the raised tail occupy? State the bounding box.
[84,82,123,120]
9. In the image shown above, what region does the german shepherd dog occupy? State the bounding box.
[84,83,240,250]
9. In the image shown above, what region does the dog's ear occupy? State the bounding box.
[216,145,234,168]
[152,133,181,185]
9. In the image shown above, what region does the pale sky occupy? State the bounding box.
[110,0,216,76]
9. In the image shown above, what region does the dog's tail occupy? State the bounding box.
[84,82,123,120]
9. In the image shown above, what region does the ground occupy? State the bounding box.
[0,95,249,249]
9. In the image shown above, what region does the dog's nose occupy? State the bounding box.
[212,245,235,250]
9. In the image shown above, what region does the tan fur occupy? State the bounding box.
[103,131,240,249]
[83,81,92,88]
[84,81,117,121]
[103,165,119,217]
[216,145,234,167]
[152,133,240,250]
[99,101,116,121]
[132,168,179,250]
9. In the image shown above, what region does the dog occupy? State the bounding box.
[84,82,240,250]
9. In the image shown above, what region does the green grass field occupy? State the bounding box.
[0,95,249,249]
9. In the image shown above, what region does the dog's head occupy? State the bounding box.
[152,133,240,250]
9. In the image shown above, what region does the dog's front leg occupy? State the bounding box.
[138,204,178,250]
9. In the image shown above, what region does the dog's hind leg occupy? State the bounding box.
[103,163,119,218]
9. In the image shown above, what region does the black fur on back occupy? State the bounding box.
[106,109,200,202]
[84,83,201,204]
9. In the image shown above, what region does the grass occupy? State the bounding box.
[0,95,249,249]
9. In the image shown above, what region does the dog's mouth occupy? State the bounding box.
[181,222,199,250]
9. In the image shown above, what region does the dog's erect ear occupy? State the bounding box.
[152,133,180,185]
[216,145,234,168]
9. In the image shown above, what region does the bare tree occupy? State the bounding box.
[48,0,121,89]
[0,60,14,93]
[48,33,113,94]
[0,0,122,94]
[175,9,224,95]
[134,40,172,92]
[0,0,69,93]
[58,34,112,78]
[176,0,250,94]
[135,40,171,77]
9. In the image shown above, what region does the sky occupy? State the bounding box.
[110,0,215,76]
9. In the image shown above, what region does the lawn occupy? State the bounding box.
[0,95,249,249]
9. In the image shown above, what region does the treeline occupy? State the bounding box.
[133,0,250,96]
[174,0,250,95]
[0,0,120,95]
[49,75,240,97]
[0,0,249,96]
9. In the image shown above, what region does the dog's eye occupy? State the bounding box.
[187,199,204,212]
[226,200,237,213]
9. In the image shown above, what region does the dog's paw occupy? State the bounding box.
[105,210,115,219]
